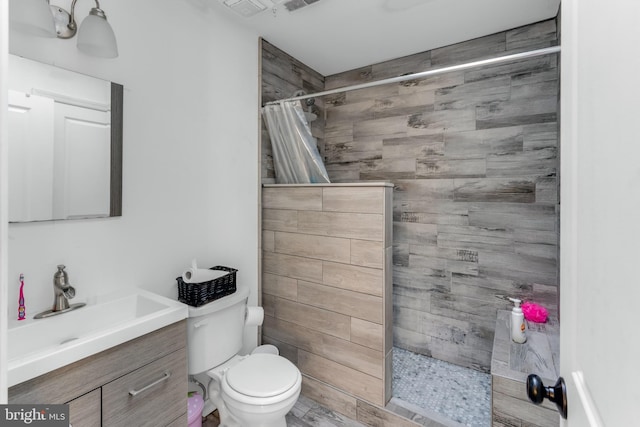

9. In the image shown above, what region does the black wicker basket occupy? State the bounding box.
[177,266,237,307]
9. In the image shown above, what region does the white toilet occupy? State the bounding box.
[186,286,301,427]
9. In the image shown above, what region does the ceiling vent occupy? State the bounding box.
[221,0,274,17]
[283,0,321,12]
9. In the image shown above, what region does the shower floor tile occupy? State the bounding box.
[392,347,491,427]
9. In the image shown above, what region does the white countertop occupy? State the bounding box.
[7,288,188,387]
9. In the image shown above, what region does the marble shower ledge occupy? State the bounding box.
[491,309,560,382]
[263,182,394,188]
[491,310,560,427]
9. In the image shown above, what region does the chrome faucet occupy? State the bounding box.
[53,265,75,311]
[34,265,86,319]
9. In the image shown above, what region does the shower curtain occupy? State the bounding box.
[262,100,330,184]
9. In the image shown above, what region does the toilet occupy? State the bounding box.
[186,286,301,427]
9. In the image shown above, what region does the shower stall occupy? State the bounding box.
[259,15,561,426]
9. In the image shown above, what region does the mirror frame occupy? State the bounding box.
[110,82,123,217]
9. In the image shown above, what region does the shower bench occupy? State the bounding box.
[491,310,560,427]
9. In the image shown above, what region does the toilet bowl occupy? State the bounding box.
[185,287,302,427]
[208,351,301,427]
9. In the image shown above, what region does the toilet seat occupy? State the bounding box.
[226,353,298,397]
[221,354,301,406]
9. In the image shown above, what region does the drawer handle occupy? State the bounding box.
[129,371,171,397]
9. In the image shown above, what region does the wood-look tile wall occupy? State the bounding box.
[322,19,560,371]
[260,19,559,373]
[260,39,325,183]
[262,184,393,407]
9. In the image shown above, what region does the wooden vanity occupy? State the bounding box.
[9,320,188,427]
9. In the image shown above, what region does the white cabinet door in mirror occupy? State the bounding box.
[8,90,55,222]
[53,103,111,219]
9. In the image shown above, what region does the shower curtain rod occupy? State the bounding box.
[265,45,561,105]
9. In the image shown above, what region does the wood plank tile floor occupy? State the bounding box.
[202,395,367,427]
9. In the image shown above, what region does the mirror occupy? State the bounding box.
[7,55,123,222]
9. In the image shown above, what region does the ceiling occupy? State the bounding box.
[209,0,560,76]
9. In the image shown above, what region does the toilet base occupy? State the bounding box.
[222,395,292,427]
[218,418,286,427]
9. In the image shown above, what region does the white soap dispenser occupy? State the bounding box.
[508,297,527,343]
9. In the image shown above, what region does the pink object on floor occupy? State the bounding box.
[522,302,548,323]
[187,393,204,427]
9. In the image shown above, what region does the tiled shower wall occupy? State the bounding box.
[323,19,559,371]
[260,18,560,372]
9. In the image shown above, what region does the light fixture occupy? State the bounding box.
[9,0,119,58]
[9,0,57,37]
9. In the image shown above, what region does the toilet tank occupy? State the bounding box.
[186,286,250,375]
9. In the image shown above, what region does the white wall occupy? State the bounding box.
[1,0,10,404]
[7,0,261,351]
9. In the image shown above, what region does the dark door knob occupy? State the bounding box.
[526,374,568,419]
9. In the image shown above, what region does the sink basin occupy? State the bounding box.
[8,288,187,387]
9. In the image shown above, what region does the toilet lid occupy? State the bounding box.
[225,354,299,398]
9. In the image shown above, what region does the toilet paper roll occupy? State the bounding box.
[182,268,227,284]
[182,259,199,283]
[245,306,264,327]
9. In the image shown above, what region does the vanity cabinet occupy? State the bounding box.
[68,389,101,427]
[9,320,188,427]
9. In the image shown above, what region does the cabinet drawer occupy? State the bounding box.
[67,388,101,427]
[102,348,187,427]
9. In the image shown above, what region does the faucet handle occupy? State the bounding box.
[63,286,76,299]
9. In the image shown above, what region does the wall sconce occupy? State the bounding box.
[9,0,119,58]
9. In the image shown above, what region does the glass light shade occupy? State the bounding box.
[9,0,57,38]
[76,12,118,58]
